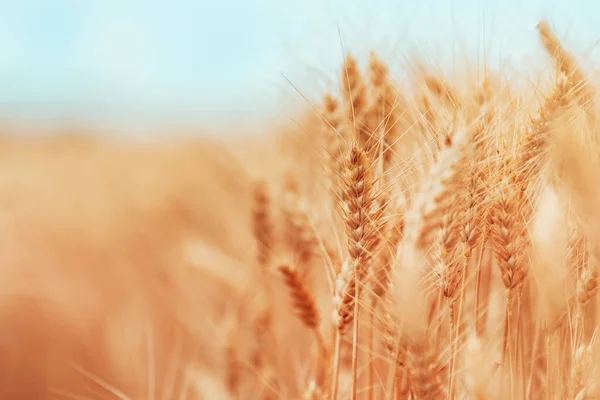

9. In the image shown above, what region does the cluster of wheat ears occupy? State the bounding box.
[218,20,600,400]
[12,19,598,400]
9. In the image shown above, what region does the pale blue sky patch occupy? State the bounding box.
[0,0,598,130]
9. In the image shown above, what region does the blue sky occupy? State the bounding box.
[1,0,599,131]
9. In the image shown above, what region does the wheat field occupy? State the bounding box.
[0,20,599,400]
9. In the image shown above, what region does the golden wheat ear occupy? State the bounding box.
[252,181,274,269]
[367,52,404,173]
[537,19,593,110]
[278,264,320,331]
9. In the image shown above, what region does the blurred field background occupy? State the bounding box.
[1,1,600,400]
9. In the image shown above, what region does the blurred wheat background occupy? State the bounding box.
[1,1,600,400]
